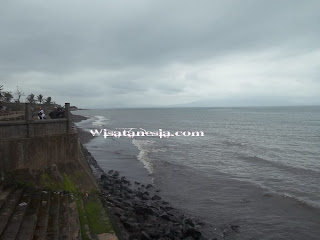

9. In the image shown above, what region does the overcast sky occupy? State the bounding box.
[1,0,319,108]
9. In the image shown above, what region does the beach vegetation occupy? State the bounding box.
[62,173,78,193]
[45,96,52,104]
[3,91,13,102]
[37,94,44,104]
[26,93,36,104]
[39,172,78,193]
[76,194,114,239]
[0,85,3,102]
[40,173,59,190]
[76,197,92,240]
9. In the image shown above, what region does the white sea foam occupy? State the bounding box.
[132,138,157,174]
[92,115,108,127]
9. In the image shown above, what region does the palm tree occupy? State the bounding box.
[0,85,3,102]
[37,94,44,104]
[3,92,13,102]
[26,93,36,104]
[45,96,52,104]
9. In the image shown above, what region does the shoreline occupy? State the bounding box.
[71,112,236,240]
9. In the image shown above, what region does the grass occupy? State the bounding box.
[62,173,78,193]
[76,197,92,240]
[38,172,115,238]
[40,172,79,193]
[40,173,59,190]
[76,193,114,239]
[83,195,114,234]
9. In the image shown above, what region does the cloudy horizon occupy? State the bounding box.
[1,0,320,108]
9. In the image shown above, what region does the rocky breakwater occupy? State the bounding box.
[75,114,240,240]
[99,170,216,240]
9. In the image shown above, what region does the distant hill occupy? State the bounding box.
[70,106,79,111]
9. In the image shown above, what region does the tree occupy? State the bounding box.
[45,96,52,104]
[26,93,36,104]
[15,86,25,102]
[37,94,44,104]
[0,85,3,102]
[3,91,13,102]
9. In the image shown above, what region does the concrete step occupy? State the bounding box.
[0,187,15,211]
[46,192,60,240]
[77,197,93,240]
[68,195,81,240]
[59,193,70,240]
[33,191,51,240]
[1,192,31,240]
[0,185,106,240]
[16,191,42,240]
[0,189,23,238]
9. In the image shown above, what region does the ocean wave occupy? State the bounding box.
[264,191,320,210]
[238,155,320,176]
[222,140,247,147]
[92,115,109,127]
[132,139,156,174]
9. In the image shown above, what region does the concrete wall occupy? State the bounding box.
[0,119,69,139]
[0,102,98,192]
[0,133,98,192]
[1,102,59,111]
[0,133,79,170]
[0,103,71,139]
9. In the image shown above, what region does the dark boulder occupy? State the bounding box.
[141,231,152,240]
[146,184,153,189]
[152,195,162,201]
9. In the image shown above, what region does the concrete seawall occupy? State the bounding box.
[0,104,119,239]
[0,133,78,170]
[0,103,97,192]
[0,119,68,139]
[0,132,98,192]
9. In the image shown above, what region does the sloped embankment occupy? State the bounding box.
[0,130,118,240]
[0,174,117,240]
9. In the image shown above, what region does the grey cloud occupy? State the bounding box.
[1,0,320,107]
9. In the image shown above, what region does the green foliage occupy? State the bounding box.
[40,173,59,190]
[76,193,114,240]
[37,94,44,104]
[0,85,3,101]
[62,173,78,193]
[39,172,78,193]
[0,85,55,106]
[3,91,13,102]
[76,197,92,240]
[83,195,114,234]
[45,96,52,104]
[26,93,36,104]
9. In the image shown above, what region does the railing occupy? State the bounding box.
[0,103,72,139]
[0,111,25,121]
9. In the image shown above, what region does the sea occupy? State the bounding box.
[73,106,320,240]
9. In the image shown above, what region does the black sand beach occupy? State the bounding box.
[71,113,238,240]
